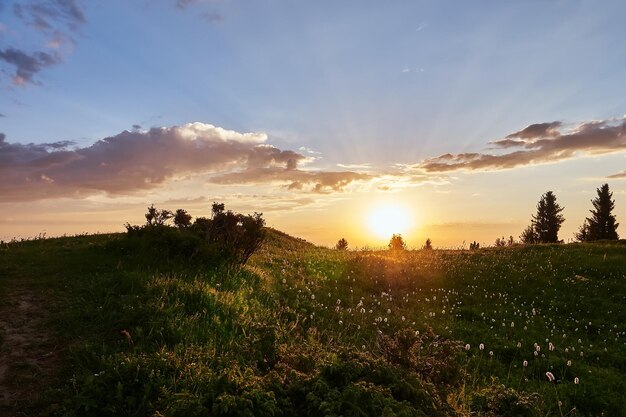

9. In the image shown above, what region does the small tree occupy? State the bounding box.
[578,183,619,241]
[423,238,433,250]
[520,225,538,244]
[335,238,349,250]
[145,204,173,226]
[388,234,406,251]
[469,241,480,250]
[173,209,192,228]
[522,191,565,243]
[494,237,506,247]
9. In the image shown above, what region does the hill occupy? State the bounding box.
[1,231,625,416]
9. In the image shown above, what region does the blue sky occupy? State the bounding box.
[1,1,625,245]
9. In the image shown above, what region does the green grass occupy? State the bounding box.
[0,232,625,416]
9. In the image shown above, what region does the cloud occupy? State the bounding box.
[0,122,372,201]
[13,0,85,32]
[211,168,372,194]
[607,170,626,179]
[0,113,6,118]
[0,48,60,85]
[420,118,626,173]
[1,0,85,85]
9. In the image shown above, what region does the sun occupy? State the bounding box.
[368,205,411,239]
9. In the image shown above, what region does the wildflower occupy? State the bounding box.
[489,351,494,357]
[338,320,343,325]
[517,342,522,348]
[567,360,572,366]
[465,344,470,350]
[549,342,555,351]
[479,343,485,351]
[574,377,579,384]
[523,360,528,367]
[311,294,315,300]
[282,278,286,284]
[546,372,555,382]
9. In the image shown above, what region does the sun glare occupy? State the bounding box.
[368,205,411,239]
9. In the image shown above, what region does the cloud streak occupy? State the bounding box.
[420,118,626,173]
[0,123,374,201]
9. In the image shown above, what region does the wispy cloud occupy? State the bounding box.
[1,0,85,85]
[607,169,626,179]
[0,48,60,85]
[420,117,626,173]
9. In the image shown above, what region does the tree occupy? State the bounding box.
[335,238,349,250]
[520,225,538,244]
[388,234,406,251]
[423,238,433,250]
[173,209,192,228]
[145,204,173,226]
[578,183,619,241]
[469,241,480,250]
[523,191,565,243]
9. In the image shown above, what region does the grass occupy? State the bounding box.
[0,231,625,416]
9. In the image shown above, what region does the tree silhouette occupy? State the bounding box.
[335,238,349,250]
[469,241,480,250]
[388,234,406,251]
[576,183,619,241]
[145,204,173,226]
[423,238,432,250]
[173,209,192,228]
[523,191,565,243]
[520,225,538,244]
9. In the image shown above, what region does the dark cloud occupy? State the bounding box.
[0,48,60,85]
[504,121,562,139]
[0,123,369,201]
[421,118,626,172]
[0,113,6,118]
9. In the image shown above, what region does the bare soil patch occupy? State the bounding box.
[0,288,61,416]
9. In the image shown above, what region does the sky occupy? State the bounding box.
[1,0,626,248]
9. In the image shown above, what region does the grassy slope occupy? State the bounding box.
[0,231,625,416]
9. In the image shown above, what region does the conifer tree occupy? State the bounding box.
[577,184,619,241]
[524,191,565,243]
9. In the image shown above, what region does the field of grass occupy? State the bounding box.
[1,230,625,416]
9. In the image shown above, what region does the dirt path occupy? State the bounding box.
[0,287,61,416]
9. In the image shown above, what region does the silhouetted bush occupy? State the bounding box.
[423,238,433,250]
[122,203,265,271]
[469,241,480,250]
[173,209,192,229]
[335,238,348,250]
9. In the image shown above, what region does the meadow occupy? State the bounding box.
[1,230,625,416]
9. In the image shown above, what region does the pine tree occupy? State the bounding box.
[580,183,619,241]
[525,191,565,243]
[388,234,406,251]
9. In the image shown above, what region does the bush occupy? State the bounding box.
[335,238,349,250]
[122,203,265,271]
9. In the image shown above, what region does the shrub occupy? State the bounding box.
[122,203,265,271]
[423,238,433,250]
[335,238,349,250]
